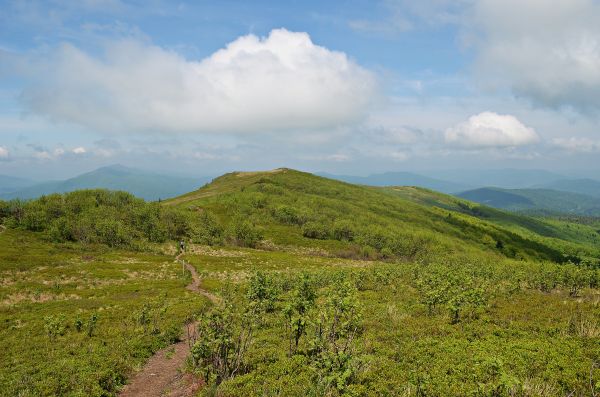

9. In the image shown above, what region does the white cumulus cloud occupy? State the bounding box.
[445,111,539,148]
[470,0,600,113]
[0,146,8,158]
[22,29,377,134]
[72,146,87,154]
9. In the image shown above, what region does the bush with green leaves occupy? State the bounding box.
[191,301,255,385]
[191,210,223,245]
[301,221,330,240]
[246,271,278,313]
[2,190,194,248]
[308,278,363,393]
[44,314,67,341]
[283,273,316,355]
[226,216,263,247]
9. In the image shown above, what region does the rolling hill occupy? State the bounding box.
[536,178,600,198]
[0,174,35,195]
[166,169,600,263]
[457,187,600,216]
[1,164,211,201]
[3,168,600,396]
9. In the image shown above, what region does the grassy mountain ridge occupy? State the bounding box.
[166,168,599,263]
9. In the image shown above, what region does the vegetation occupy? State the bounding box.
[458,187,600,216]
[1,168,599,396]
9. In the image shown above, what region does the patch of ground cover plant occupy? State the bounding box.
[182,247,600,396]
[0,231,208,396]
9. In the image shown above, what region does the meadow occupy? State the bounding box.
[0,169,599,396]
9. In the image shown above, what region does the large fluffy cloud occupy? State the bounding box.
[470,0,600,113]
[22,29,377,134]
[445,111,539,148]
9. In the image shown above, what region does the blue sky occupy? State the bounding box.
[1,0,600,179]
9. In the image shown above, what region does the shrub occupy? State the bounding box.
[332,220,355,241]
[302,221,330,240]
[284,273,316,355]
[226,217,263,248]
[191,302,254,385]
[191,210,223,245]
[247,271,278,313]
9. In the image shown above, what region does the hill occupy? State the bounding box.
[0,174,35,195]
[536,178,600,198]
[166,169,600,263]
[1,165,210,201]
[2,168,599,396]
[318,171,471,193]
[431,168,565,188]
[457,187,600,216]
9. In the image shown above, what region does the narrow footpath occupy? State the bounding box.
[119,253,218,397]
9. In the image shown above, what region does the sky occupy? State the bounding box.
[1,0,600,180]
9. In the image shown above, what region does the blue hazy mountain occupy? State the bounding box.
[535,178,600,198]
[1,165,211,201]
[457,187,600,216]
[0,175,36,195]
[428,169,566,189]
[318,172,472,193]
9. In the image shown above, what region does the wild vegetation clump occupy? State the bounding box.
[0,190,191,247]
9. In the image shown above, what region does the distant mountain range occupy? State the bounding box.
[318,172,472,194]
[0,175,35,195]
[457,187,600,216]
[430,169,566,189]
[534,178,600,198]
[0,165,211,201]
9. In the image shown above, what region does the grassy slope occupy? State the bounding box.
[3,169,599,396]
[388,186,600,260]
[180,247,600,396]
[0,230,208,396]
[166,168,599,262]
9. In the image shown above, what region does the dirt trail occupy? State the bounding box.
[119,253,217,397]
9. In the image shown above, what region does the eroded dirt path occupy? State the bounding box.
[119,253,217,397]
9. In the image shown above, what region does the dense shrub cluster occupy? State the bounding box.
[0,190,191,247]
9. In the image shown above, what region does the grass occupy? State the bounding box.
[182,246,600,396]
[0,230,208,396]
[1,169,599,396]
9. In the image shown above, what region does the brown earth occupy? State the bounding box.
[119,253,218,397]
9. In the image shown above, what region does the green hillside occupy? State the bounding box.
[167,168,600,263]
[1,169,599,396]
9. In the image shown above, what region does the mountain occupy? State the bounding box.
[457,187,600,216]
[1,165,211,201]
[166,169,600,263]
[318,171,471,193]
[0,175,35,195]
[535,178,600,198]
[429,169,566,189]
